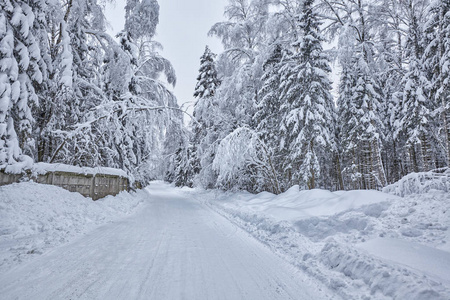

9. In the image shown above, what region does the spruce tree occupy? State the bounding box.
[395,12,436,173]
[436,0,450,166]
[337,63,360,189]
[171,45,220,188]
[172,143,200,188]
[279,0,335,189]
[194,46,220,100]
[422,0,450,168]
[253,44,286,191]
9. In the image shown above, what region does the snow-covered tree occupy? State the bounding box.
[171,141,200,188]
[439,0,450,166]
[96,0,183,184]
[124,0,159,41]
[253,43,287,191]
[208,0,269,128]
[347,57,387,189]
[194,46,220,100]
[423,0,450,166]
[321,0,388,189]
[393,8,438,173]
[37,0,116,167]
[277,0,336,189]
[188,0,271,190]
[0,0,44,170]
[35,13,76,164]
[212,127,280,193]
[187,46,222,188]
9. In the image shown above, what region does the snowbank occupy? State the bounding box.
[383,168,449,197]
[214,186,396,222]
[0,182,147,272]
[196,184,450,299]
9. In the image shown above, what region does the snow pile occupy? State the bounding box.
[199,185,450,299]
[383,168,449,197]
[0,182,146,272]
[216,186,391,222]
[320,239,448,299]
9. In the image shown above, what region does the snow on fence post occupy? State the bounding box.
[0,163,131,200]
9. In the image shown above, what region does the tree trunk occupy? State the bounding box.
[335,153,344,190]
[308,140,315,190]
[410,146,419,173]
[372,139,387,188]
[391,140,401,183]
[420,134,433,171]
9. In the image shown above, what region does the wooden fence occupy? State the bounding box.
[0,166,129,200]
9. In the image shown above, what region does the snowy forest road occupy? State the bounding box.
[0,182,337,300]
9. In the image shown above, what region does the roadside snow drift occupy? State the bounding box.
[0,182,146,272]
[197,181,450,299]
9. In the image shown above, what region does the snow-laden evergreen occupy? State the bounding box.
[278,0,336,189]
[194,46,220,100]
[432,0,450,165]
[395,14,435,173]
[253,44,286,193]
[173,46,221,188]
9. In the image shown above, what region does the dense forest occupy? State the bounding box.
[1,0,450,193]
[0,0,185,184]
[173,0,450,193]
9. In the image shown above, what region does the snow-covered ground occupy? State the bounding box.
[194,184,450,299]
[0,182,336,299]
[0,179,449,299]
[0,182,146,273]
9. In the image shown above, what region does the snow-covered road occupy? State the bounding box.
[0,182,336,300]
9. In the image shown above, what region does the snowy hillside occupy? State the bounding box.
[0,183,147,272]
[189,184,450,299]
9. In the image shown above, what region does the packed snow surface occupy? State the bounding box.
[0,182,337,299]
[1,180,449,299]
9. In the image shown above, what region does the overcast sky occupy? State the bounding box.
[105,0,228,118]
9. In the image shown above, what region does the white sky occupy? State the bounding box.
[105,0,228,119]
